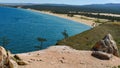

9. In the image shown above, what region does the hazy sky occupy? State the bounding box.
[0,0,120,5]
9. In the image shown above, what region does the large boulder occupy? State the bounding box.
[0,46,18,68]
[92,34,119,57]
[0,46,9,68]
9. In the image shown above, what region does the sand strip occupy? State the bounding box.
[27,9,95,27]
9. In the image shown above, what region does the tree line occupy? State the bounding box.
[12,5,120,22]
[15,5,120,14]
[67,13,120,22]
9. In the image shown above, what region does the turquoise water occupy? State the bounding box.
[0,7,91,53]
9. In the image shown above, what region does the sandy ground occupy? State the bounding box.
[27,9,95,27]
[17,46,120,68]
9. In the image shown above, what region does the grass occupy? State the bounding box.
[112,65,120,68]
[94,19,110,24]
[80,16,92,20]
[56,23,120,52]
[118,65,120,68]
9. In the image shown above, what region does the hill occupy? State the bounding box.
[12,3,120,14]
[56,23,120,52]
[0,3,37,6]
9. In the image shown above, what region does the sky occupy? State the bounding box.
[0,0,120,5]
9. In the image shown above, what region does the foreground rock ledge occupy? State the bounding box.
[0,46,18,68]
[1,45,120,68]
[15,46,120,68]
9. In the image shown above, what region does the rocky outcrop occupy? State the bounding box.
[92,34,119,57]
[0,46,8,68]
[0,46,18,68]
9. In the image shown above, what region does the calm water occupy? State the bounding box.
[0,7,91,53]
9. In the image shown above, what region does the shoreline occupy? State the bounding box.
[27,9,95,27]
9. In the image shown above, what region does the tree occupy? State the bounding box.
[62,30,69,39]
[67,14,74,17]
[0,36,10,48]
[37,37,47,49]
[94,19,100,23]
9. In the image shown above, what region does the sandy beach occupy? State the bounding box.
[28,9,95,27]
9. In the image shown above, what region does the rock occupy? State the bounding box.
[28,60,32,63]
[14,55,22,60]
[9,59,18,68]
[92,34,119,57]
[91,51,112,60]
[17,60,28,65]
[0,46,18,68]
[59,60,64,63]
[0,46,9,68]
[36,59,42,61]
[14,54,29,65]
[62,57,65,59]
[30,59,35,61]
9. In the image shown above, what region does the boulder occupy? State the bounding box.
[0,46,18,68]
[92,34,119,57]
[91,51,112,60]
[14,55,22,60]
[14,54,29,65]
[0,46,9,68]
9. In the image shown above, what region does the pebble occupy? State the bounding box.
[30,59,35,61]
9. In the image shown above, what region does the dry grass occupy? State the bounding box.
[57,23,120,52]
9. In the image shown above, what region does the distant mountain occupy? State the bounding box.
[80,3,120,14]
[104,3,120,6]
[39,4,69,6]
[1,3,120,14]
[0,3,120,5]
[1,3,120,7]
[0,3,38,6]
[82,3,120,10]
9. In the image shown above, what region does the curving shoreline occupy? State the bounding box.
[27,9,95,27]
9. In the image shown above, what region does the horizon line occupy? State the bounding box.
[0,2,120,6]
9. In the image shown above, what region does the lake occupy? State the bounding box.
[0,7,91,53]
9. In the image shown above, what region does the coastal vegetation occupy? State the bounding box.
[12,4,120,22]
[62,30,69,39]
[13,4,120,14]
[72,12,120,22]
[56,23,120,53]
